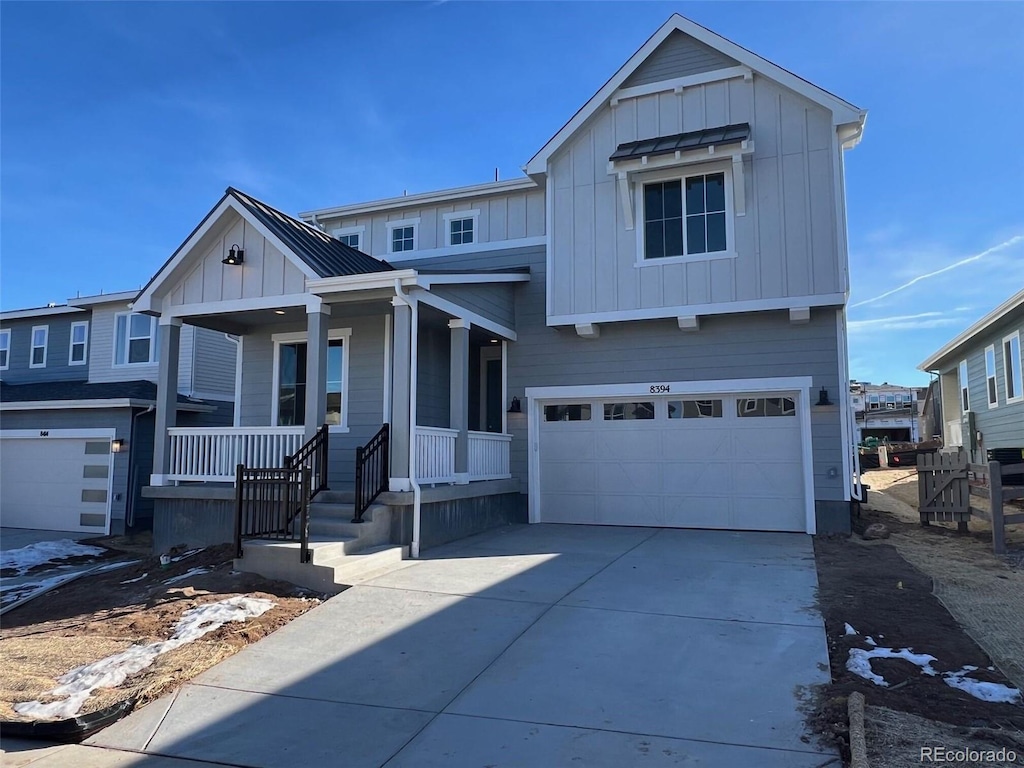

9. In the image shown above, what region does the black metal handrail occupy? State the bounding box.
[286,424,329,501]
[234,464,311,563]
[354,423,389,523]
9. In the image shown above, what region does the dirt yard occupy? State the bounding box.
[0,542,324,729]
[813,468,1024,766]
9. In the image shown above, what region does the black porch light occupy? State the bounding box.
[222,244,245,265]
[817,386,832,406]
[507,396,521,413]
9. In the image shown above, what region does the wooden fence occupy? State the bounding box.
[967,461,1024,555]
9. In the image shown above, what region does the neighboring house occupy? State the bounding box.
[0,291,237,535]
[849,381,923,443]
[918,289,1024,463]
[133,13,867,561]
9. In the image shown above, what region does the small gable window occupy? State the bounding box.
[114,313,158,366]
[387,220,419,254]
[332,226,364,251]
[444,210,479,247]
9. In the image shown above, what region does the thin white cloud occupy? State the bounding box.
[850,235,1024,309]
[848,311,968,333]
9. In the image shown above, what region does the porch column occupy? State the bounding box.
[305,304,330,441]
[449,319,470,484]
[151,316,181,485]
[389,297,412,489]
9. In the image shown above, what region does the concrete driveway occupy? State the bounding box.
[3,525,834,767]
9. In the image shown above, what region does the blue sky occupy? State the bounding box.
[2,2,1022,386]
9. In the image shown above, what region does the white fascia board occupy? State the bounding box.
[307,270,420,295]
[547,293,847,327]
[609,66,752,104]
[0,305,87,321]
[525,376,813,401]
[525,14,864,176]
[0,399,150,411]
[918,288,1024,372]
[0,428,117,439]
[416,273,530,288]
[167,292,320,318]
[67,290,140,308]
[298,178,538,221]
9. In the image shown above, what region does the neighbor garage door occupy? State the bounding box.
[538,393,806,531]
[0,434,113,534]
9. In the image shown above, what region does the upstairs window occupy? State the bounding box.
[70,321,89,366]
[0,329,9,370]
[332,226,364,251]
[338,233,360,248]
[643,171,728,260]
[114,313,158,366]
[867,394,880,410]
[387,220,419,254]
[1004,332,1023,403]
[985,345,998,407]
[958,360,970,412]
[30,326,48,368]
[444,210,479,247]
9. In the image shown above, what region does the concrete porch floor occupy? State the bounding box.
[2,524,835,767]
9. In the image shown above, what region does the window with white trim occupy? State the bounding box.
[114,313,159,366]
[388,223,417,253]
[332,226,364,251]
[70,321,89,366]
[1004,332,1022,403]
[642,170,728,260]
[0,329,9,370]
[958,360,969,412]
[30,325,48,368]
[985,345,998,407]
[273,329,351,430]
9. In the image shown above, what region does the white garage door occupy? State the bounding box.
[538,394,806,531]
[0,435,113,534]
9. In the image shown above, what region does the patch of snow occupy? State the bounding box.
[164,567,210,585]
[0,540,105,575]
[1,572,82,610]
[944,668,1022,704]
[864,636,877,647]
[170,548,204,562]
[847,648,889,686]
[844,623,857,636]
[14,596,275,720]
[847,646,939,687]
[120,573,148,585]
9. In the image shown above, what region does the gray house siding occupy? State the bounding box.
[622,30,740,88]
[0,315,89,384]
[431,283,516,329]
[955,314,1024,452]
[416,314,451,429]
[190,328,238,399]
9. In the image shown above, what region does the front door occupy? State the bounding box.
[479,346,503,433]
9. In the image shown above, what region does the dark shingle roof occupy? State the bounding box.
[227,188,394,278]
[1,380,208,405]
[610,123,750,162]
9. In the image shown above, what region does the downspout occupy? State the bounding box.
[393,279,422,558]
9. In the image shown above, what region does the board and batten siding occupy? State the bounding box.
[403,245,846,505]
[621,30,739,88]
[957,314,1024,451]
[430,283,516,329]
[315,187,545,258]
[0,315,88,384]
[548,72,841,319]
[238,313,386,490]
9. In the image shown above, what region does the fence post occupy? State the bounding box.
[234,463,245,559]
[989,460,1005,555]
[917,453,929,526]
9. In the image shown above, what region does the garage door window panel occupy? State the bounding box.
[668,399,723,419]
[737,397,796,417]
[544,404,592,422]
[603,402,655,420]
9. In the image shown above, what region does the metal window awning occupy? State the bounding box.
[609,123,750,162]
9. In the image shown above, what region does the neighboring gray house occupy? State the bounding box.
[918,288,1024,463]
[133,14,867,570]
[0,291,236,535]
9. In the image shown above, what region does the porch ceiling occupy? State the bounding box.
[182,297,396,334]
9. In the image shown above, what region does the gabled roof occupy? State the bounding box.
[524,13,866,177]
[918,289,1024,372]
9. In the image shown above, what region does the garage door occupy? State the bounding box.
[0,436,113,534]
[538,394,806,531]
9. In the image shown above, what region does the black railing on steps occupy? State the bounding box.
[234,465,310,562]
[354,423,389,524]
[285,424,330,501]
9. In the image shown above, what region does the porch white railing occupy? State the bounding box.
[415,426,458,484]
[468,431,513,481]
[167,427,305,482]
[945,419,963,448]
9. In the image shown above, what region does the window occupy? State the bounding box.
[544,404,591,422]
[643,171,727,260]
[114,313,158,365]
[958,360,970,412]
[737,397,796,417]
[338,233,360,248]
[30,325,48,368]
[69,321,89,365]
[332,226,364,251]
[1004,332,1023,403]
[273,330,350,429]
[387,219,419,254]
[985,345,998,407]
[603,402,655,420]
[668,399,723,418]
[443,210,479,246]
[0,329,9,370]
[868,394,880,410]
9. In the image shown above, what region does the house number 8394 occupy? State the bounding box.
[649,385,670,394]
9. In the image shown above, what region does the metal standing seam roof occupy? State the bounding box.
[227,188,394,278]
[609,122,750,162]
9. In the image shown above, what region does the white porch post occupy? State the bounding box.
[305,304,329,441]
[151,316,181,485]
[390,297,412,489]
[449,319,470,484]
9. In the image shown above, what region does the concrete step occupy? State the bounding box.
[319,545,409,586]
[314,490,355,504]
[234,540,407,592]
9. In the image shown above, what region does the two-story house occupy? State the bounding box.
[0,291,236,535]
[130,14,866,572]
[849,381,923,444]
[919,288,1024,464]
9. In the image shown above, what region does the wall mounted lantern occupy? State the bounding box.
[507,396,521,413]
[222,244,245,266]
[111,438,125,453]
[817,387,832,406]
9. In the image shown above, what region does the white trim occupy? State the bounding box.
[442,209,481,247]
[919,288,1024,371]
[112,312,158,367]
[478,345,503,433]
[1003,330,1023,404]
[412,289,517,341]
[270,327,352,431]
[331,225,365,250]
[985,344,998,409]
[0,399,220,412]
[67,290,139,307]
[836,309,856,502]
[547,294,845,327]
[308,269,419,295]
[298,178,538,220]
[958,359,970,413]
[545,174,554,320]
[29,325,48,368]
[609,66,752,104]
[166,293,317,319]
[0,428,116,439]
[379,235,546,264]
[383,313,392,425]
[232,335,243,427]
[0,305,86,321]
[501,340,508,435]
[0,328,9,370]
[415,272,531,288]
[525,377,816,534]
[386,218,420,255]
[69,320,89,366]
